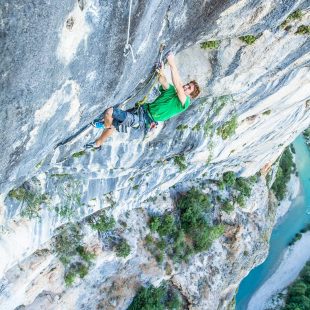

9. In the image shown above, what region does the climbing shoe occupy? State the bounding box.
[84,141,101,150]
[91,121,105,129]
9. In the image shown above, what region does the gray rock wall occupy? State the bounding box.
[0,0,310,309]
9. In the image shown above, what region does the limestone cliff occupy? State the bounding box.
[0,0,310,309]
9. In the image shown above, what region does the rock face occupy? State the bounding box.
[0,0,310,309]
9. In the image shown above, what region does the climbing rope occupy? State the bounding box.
[124,0,136,63]
[119,44,166,109]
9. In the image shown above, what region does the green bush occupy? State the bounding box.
[218,180,225,190]
[235,177,253,197]
[281,10,303,28]
[167,293,182,310]
[178,189,211,232]
[147,189,224,263]
[192,123,201,131]
[204,120,213,136]
[149,214,175,237]
[64,263,89,286]
[177,189,224,253]
[158,214,176,237]
[214,96,230,115]
[54,177,83,219]
[289,225,310,246]
[53,223,96,285]
[115,239,131,258]
[217,115,238,140]
[88,211,116,232]
[304,128,310,139]
[53,223,83,265]
[174,155,187,172]
[223,171,236,186]
[263,110,271,115]
[72,150,86,158]
[200,40,221,49]
[222,200,234,214]
[239,35,258,45]
[295,25,310,35]
[128,283,183,310]
[300,223,310,234]
[271,147,294,200]
[191,224,225,252]
[301,262,310,283]
[149,216,161,232]
[8,187,49,219]
[235,194,246,207]
[172,229,190,261]
[145,234,154,245]
[76,246,96,263]
[176,124,188,131]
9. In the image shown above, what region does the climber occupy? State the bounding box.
[85,52,200,149]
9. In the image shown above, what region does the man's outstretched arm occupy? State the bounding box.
[157,64,169,90]
[167,53,187,106]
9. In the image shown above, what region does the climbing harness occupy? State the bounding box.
[123,0,136,63]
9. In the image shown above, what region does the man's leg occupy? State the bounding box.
[95,107,116,147]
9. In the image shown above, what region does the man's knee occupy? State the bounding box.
[104,107,113,120]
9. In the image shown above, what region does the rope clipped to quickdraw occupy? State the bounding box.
[124,0,136,63]
[135,75,159,108]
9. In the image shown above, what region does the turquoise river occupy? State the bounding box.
[236,135,310,309]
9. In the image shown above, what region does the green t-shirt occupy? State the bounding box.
[146,84,191,122]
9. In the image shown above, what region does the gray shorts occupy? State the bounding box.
[112,107,140,132]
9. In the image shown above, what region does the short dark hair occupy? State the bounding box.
[189,80,200,99]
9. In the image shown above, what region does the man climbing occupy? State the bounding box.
[85,52,200,149]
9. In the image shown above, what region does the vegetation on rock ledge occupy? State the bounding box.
[271,147,295,201]
[239,35,259,45]
[217,114,238,140]
[128,282,183,310]
[200,40,221,49]
[146,189,225,263]
[8,185,49,219]
[53,223,96,286]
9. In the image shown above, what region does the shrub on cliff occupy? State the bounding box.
[88,210,115,232]
[177,189,224,253]
[223,171,236,187]
[8,185,49,219]
[149,214,175,237]
[217,114,238,140]
[128,283,182,310]
[174,154,187,172]
[281,10,303,29]
[146,189,224,262]
[115,239,131,258]
[235,177,253,197]
[271,147,294,200]
[200,40,221,49]
[53,223,96,286]
[295,25,310,35]
[239,35,258,45]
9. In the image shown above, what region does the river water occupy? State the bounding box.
[236,135,310,310]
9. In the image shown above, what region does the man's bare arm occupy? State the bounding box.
[157,65,169,90]
[167,53,187,106]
